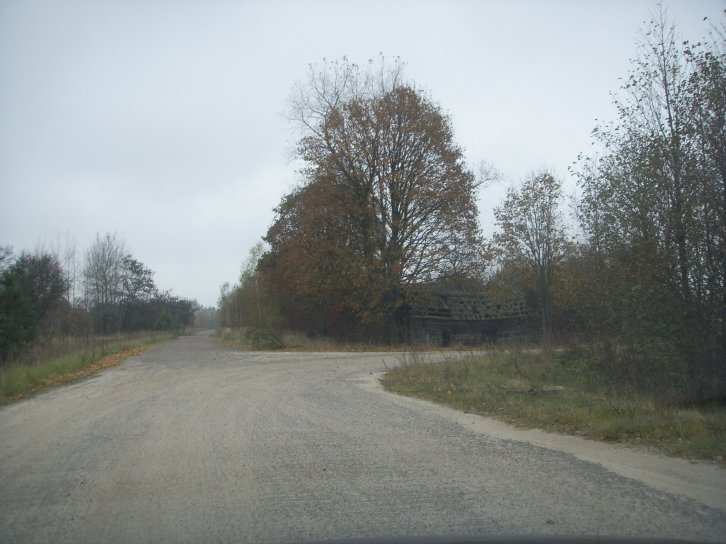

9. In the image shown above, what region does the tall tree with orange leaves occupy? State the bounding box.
[262,58,486,342]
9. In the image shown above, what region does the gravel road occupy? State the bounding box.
[1,333,724,543]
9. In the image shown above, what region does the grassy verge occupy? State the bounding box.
[381,349,726,463]
[0,332,176,404]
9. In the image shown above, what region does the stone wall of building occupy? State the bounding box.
[406,292,526,347]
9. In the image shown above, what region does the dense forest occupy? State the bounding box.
[0,233,196,363]
[219,13,724,399]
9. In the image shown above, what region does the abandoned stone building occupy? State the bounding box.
[406,291,526,346]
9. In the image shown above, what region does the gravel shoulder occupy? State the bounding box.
[365,372,726,512]
[1,333,724,543]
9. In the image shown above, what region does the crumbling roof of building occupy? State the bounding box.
[408,291,526,321]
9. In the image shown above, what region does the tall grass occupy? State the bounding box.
[0,332,175,404]
[382,346,726,462]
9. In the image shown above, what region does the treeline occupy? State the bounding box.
[220,13,723,398]
[497,12,726,400]
[0,233,196,362]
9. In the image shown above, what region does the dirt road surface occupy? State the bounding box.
[1,333,724,543]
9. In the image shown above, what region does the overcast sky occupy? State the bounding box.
[1,0,722,307]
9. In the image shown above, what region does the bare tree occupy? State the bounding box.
[83,233,126,333]
[493,171,568,346]
[44,232,81,306]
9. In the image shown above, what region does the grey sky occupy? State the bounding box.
[1,0,721,307]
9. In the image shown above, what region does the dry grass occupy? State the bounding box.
[0,332,176,404]
[382,347,726,463]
